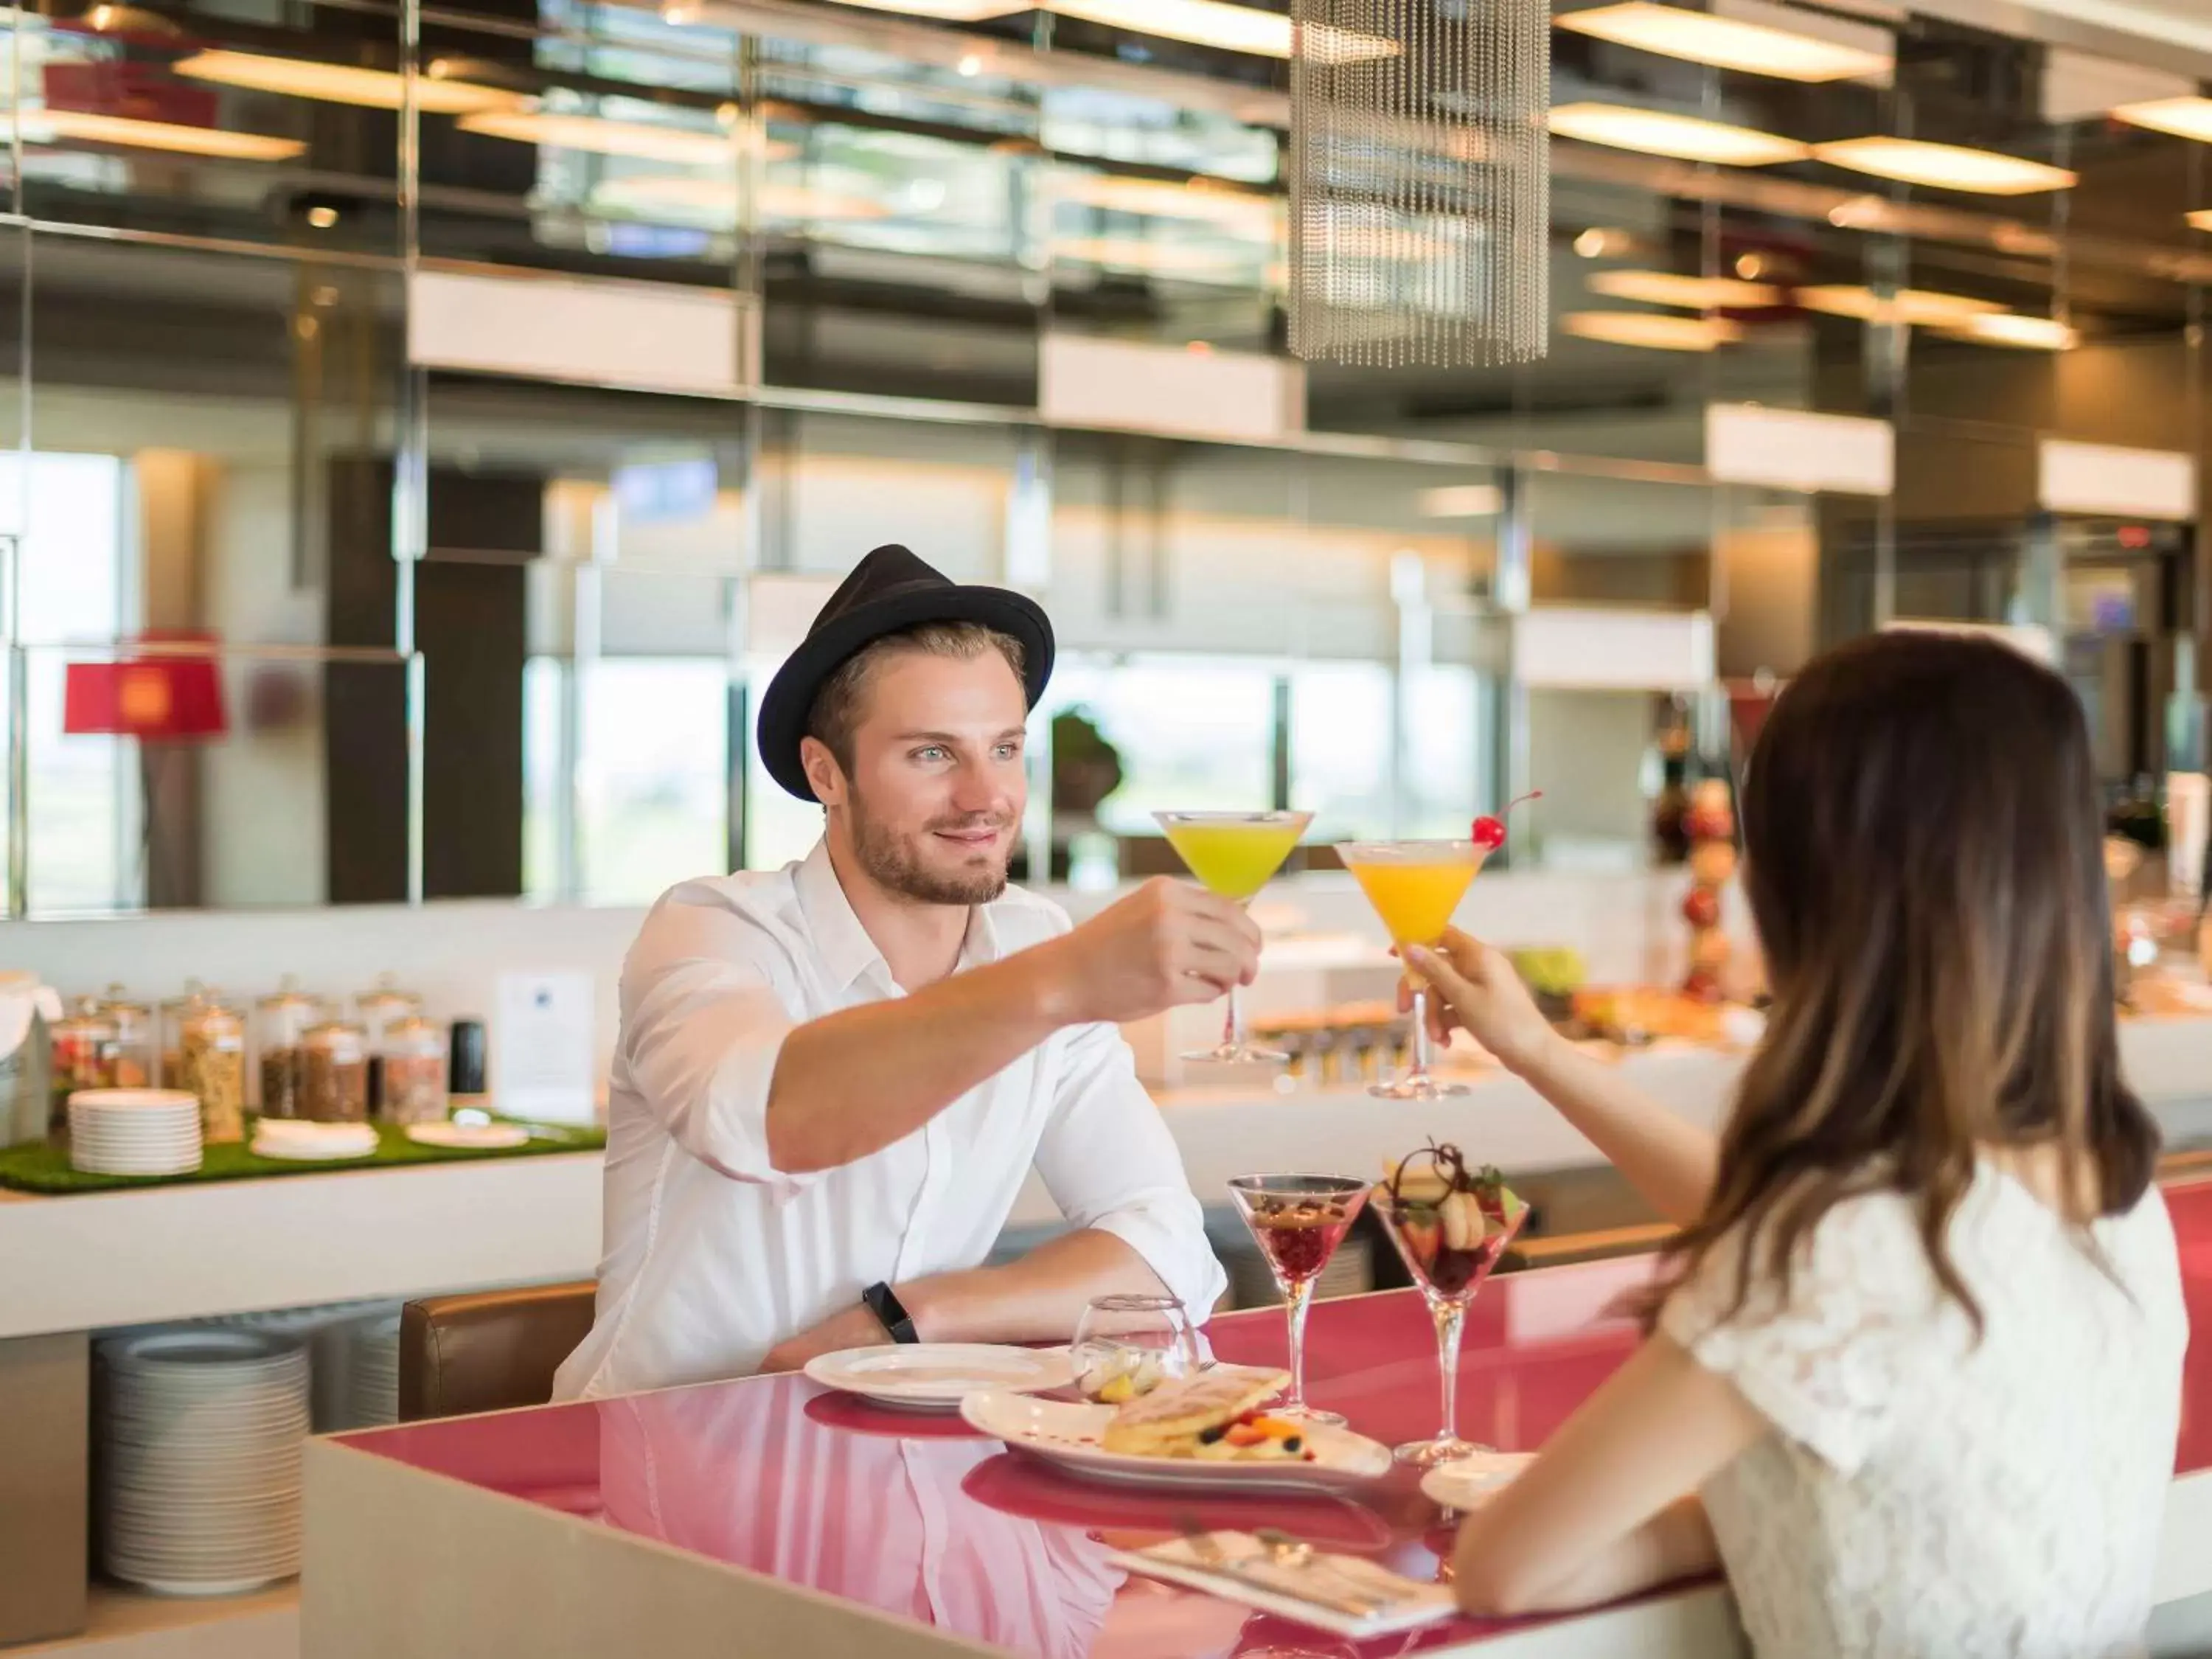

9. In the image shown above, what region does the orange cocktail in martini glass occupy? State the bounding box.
[1336,840,1486,1098]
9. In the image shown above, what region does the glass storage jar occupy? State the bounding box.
[98,986,153,1089]
[300,1018,370,1124]
[170,990,246,1144]
[48,998,119,1145]
[377,1015,448,1126]
[354,976,422,1118]
[254,978,324,1120]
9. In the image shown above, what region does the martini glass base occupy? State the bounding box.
[1368,1075,1471,1099]
[1267,1402,1346,1427]
[1183,1040,1291,1065]
[1394,1434,1490,1468]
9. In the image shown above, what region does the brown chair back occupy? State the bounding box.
[397,1281,599,1422]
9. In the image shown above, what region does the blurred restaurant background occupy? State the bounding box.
[3,0,2209,917]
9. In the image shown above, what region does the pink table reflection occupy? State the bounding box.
[336,1179,2212,1658]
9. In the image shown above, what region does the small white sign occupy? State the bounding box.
[2037,439,2197,521]
[493,971,597,1125]
[1040,333,1304,445]
[746,572,841,659]
[409,268,754,396]
[1706,403,1894,496]
[1515,606,1716,691]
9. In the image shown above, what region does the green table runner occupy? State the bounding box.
[0,1119,605,1194]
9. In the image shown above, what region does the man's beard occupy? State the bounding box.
[848,790,1012,907]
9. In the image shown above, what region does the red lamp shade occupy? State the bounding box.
[65,638,228,741]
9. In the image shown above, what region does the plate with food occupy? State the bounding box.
[961,1365,1391,1494]
[804,1343,1076,1411]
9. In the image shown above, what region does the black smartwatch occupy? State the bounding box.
[862,1281,919,1344]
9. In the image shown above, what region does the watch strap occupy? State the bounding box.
[862,1281,919,1344]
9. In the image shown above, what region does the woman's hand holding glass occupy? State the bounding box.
[1397,928,1559,1076]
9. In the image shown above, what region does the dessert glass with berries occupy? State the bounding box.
[1226,1174,1371,1425]
[1371,1143,1529,1467]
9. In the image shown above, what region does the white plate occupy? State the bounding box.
[250,1138,377,1162]
[73,1158,202,1176]
[404,1121,528,1150]
[72,1121,198,1137]
[70,1088,198,1109]
[104,1565,297,1597]
[72,1144,201,1158]
[959,1391,1391,1494]
[1419,1450,1535,1512]
[804,1344,1075,1409]
[71,1145,201,1161]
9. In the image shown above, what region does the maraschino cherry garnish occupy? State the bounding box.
[1471,791,1541,852]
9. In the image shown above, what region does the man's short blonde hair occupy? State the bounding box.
[804,621,1026,776]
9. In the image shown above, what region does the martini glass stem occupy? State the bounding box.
[1432,1293,1466,1447]
[1222,981,1245,1057]
[1281,1273,1317,1413]
[1408,984,1436,1088]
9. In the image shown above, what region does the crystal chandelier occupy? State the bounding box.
[1286,0,1551,366]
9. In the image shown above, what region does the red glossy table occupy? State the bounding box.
[305,1179,2212,1659]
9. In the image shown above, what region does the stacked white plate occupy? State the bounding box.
[344,1312,401,1429]
[97,1329,309,1596]
[184,1301,395,1433]
[250,1119,378,1162]
[69,1090,202,1177]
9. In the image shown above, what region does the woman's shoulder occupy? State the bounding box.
[1667,1181,1937,1327]
[1658,1184,1948,1473]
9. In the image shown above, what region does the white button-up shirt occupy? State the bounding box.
[552,839,1225,1402]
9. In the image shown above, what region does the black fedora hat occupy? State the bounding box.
[756,544,1054,801]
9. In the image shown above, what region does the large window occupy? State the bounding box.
[18,453,136,914]
[1048,655,1276,833]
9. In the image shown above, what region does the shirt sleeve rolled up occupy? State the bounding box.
[619,888,816,1200]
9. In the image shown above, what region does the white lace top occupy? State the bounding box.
[1660,1164,2186,1659]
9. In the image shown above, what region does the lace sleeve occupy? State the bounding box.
[1660,1192,1948,1475]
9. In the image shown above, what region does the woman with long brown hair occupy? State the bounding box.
[1410,631,2185,1654]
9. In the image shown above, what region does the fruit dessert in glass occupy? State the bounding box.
[1370,1143,1528,1466]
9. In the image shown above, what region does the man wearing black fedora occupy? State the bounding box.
[554,545,1255,1399]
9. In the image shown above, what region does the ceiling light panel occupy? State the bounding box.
[1044,0,1394,60]
[25,110,305,160]
[2112,97,2212,144]
[1562,310,1745,351]
[1555,2,1891,84]
[1548,102,1810,167]
[1811,136,2076,195]
[174,51,526,115]
[818,0,1031,17]
[1797,285,2004,324]
[458,110,744,166]
[1587,268,1781,308]
[1948,313,2077,350]
[1053,171,1280,233]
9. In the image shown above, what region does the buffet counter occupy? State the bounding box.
[0,1148,603,1342]
[10,1014,2211,1339]
[300,1175,2212,1659]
